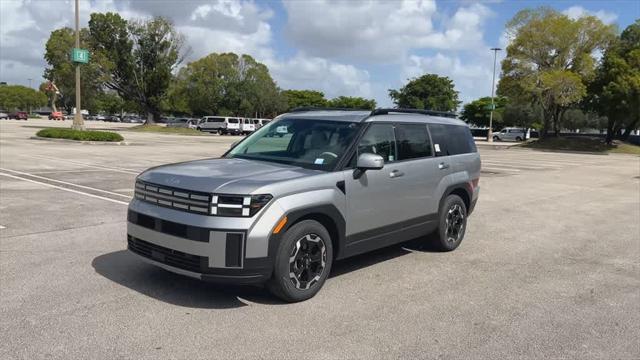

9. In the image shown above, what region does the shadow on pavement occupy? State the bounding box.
[92,237,439,309]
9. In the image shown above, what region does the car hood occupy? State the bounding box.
[137,157,319,194]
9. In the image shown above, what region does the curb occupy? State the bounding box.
[30,136,131,146]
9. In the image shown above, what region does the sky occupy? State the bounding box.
[0,0,638,108]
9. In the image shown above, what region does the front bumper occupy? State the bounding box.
[126,199,281,284]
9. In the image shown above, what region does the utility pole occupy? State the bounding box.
[487,47,501,143]
[72,0,85,130]
[28,78,33,114]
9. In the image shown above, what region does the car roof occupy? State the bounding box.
[277,109,467,126]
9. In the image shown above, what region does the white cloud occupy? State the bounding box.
[283,0,493,63]
[266,54,372,99]
[562,6,618,25]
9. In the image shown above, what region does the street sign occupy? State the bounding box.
[71,48,89,64]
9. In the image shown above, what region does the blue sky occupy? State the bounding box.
[1,0,638,108]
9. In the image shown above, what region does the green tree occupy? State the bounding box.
[587,20,640,142]
[460,96,508,128]
[0,85,48,111]
[498,8,615,137]
[89,13,187,124]
[327,96,376,110]
[169,53,285,117]
[93,92,124,115]
[43,27,102,113]
[282,90,328,110]
[502,102,543,134]
[388,74,460,112]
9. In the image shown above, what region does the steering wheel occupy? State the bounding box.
[319,151,338,158]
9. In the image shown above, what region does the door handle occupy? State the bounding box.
[389,169,404,178]
[438,162,450,170]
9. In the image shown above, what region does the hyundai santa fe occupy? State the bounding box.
[127,108,481,302]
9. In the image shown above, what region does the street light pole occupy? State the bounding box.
[72,0,85,130]
[487,47,501,143]
[28,78,33,114]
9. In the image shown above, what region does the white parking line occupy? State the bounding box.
[0,172,129,205]
[0,225,6,229]
[0,168,131,199]
[21,155,140,174]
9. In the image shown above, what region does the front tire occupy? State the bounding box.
[267,220,333,302]
[429,194,467,252]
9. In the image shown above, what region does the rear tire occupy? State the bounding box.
[428,194,467,252]
[493,136,499,141]
[515,136,522,141]
[267,220,333,302]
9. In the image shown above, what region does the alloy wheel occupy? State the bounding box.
[445,204,465,243]
[288,234,327,290]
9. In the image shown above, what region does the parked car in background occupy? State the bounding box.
[167,118,198,129]
[255,118,271,129]
[0,111,9,119]
[122,116,144,123]
[493,127,529,142]
[9,111,28,120]
[49,111,64,120]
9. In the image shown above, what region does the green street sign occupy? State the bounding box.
[71,48,89,64]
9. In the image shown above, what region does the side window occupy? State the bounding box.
[428,124,449,156]
[430,124,476,156]
[395,124,432,160]
[357,124,396,163]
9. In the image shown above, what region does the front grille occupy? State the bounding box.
[128,210,210,242]
[135,180,211,215]
[128,235,205,273]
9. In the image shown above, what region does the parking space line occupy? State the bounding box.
[21,155,140,174]
[0,172,129,205]
[0,167,132,199]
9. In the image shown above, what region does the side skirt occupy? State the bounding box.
[339,214,438,259]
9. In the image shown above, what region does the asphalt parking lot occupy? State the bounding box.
[1,119,639,359]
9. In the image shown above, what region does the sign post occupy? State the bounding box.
[71,0,85,130]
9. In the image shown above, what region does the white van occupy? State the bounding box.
[198,116,243,135]
[255,118,272,129]
[240,118,255,134]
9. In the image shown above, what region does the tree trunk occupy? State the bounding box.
[145,111,156,125]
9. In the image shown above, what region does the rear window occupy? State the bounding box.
[428,124,476,156]
[229,118,239,124]
[395,124,432,160]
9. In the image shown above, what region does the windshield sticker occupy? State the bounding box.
[434,144,441,152]
[314,158,325,165]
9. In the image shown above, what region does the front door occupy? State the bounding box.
[343,123,421,241]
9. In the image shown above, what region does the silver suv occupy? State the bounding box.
[127,108,481,302]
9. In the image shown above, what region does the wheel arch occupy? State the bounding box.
[439,183,472,214]
[275,205,346,260]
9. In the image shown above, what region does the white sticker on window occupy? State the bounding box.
[314,158,324,165]
[434,144,441,152]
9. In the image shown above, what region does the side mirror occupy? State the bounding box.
[353,153,383,179]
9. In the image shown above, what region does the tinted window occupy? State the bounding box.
[229,118,239,123]
[395,124,432,160]
[207,117,225,123]
[429,124,476,156]
[357,124,397,163]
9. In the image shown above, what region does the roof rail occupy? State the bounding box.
[290,107,371,112]
[370,108,458,119]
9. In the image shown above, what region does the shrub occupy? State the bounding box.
[36,128,124,142]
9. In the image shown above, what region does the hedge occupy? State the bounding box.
[36,128,124,142]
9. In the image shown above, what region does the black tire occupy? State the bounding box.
[493,136,499,141]
[429,194,468,252]
[515,136,522,141]
[267,220,333,302]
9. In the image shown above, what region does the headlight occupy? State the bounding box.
[211,194,272,217]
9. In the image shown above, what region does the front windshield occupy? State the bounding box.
[227,118,362,171]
